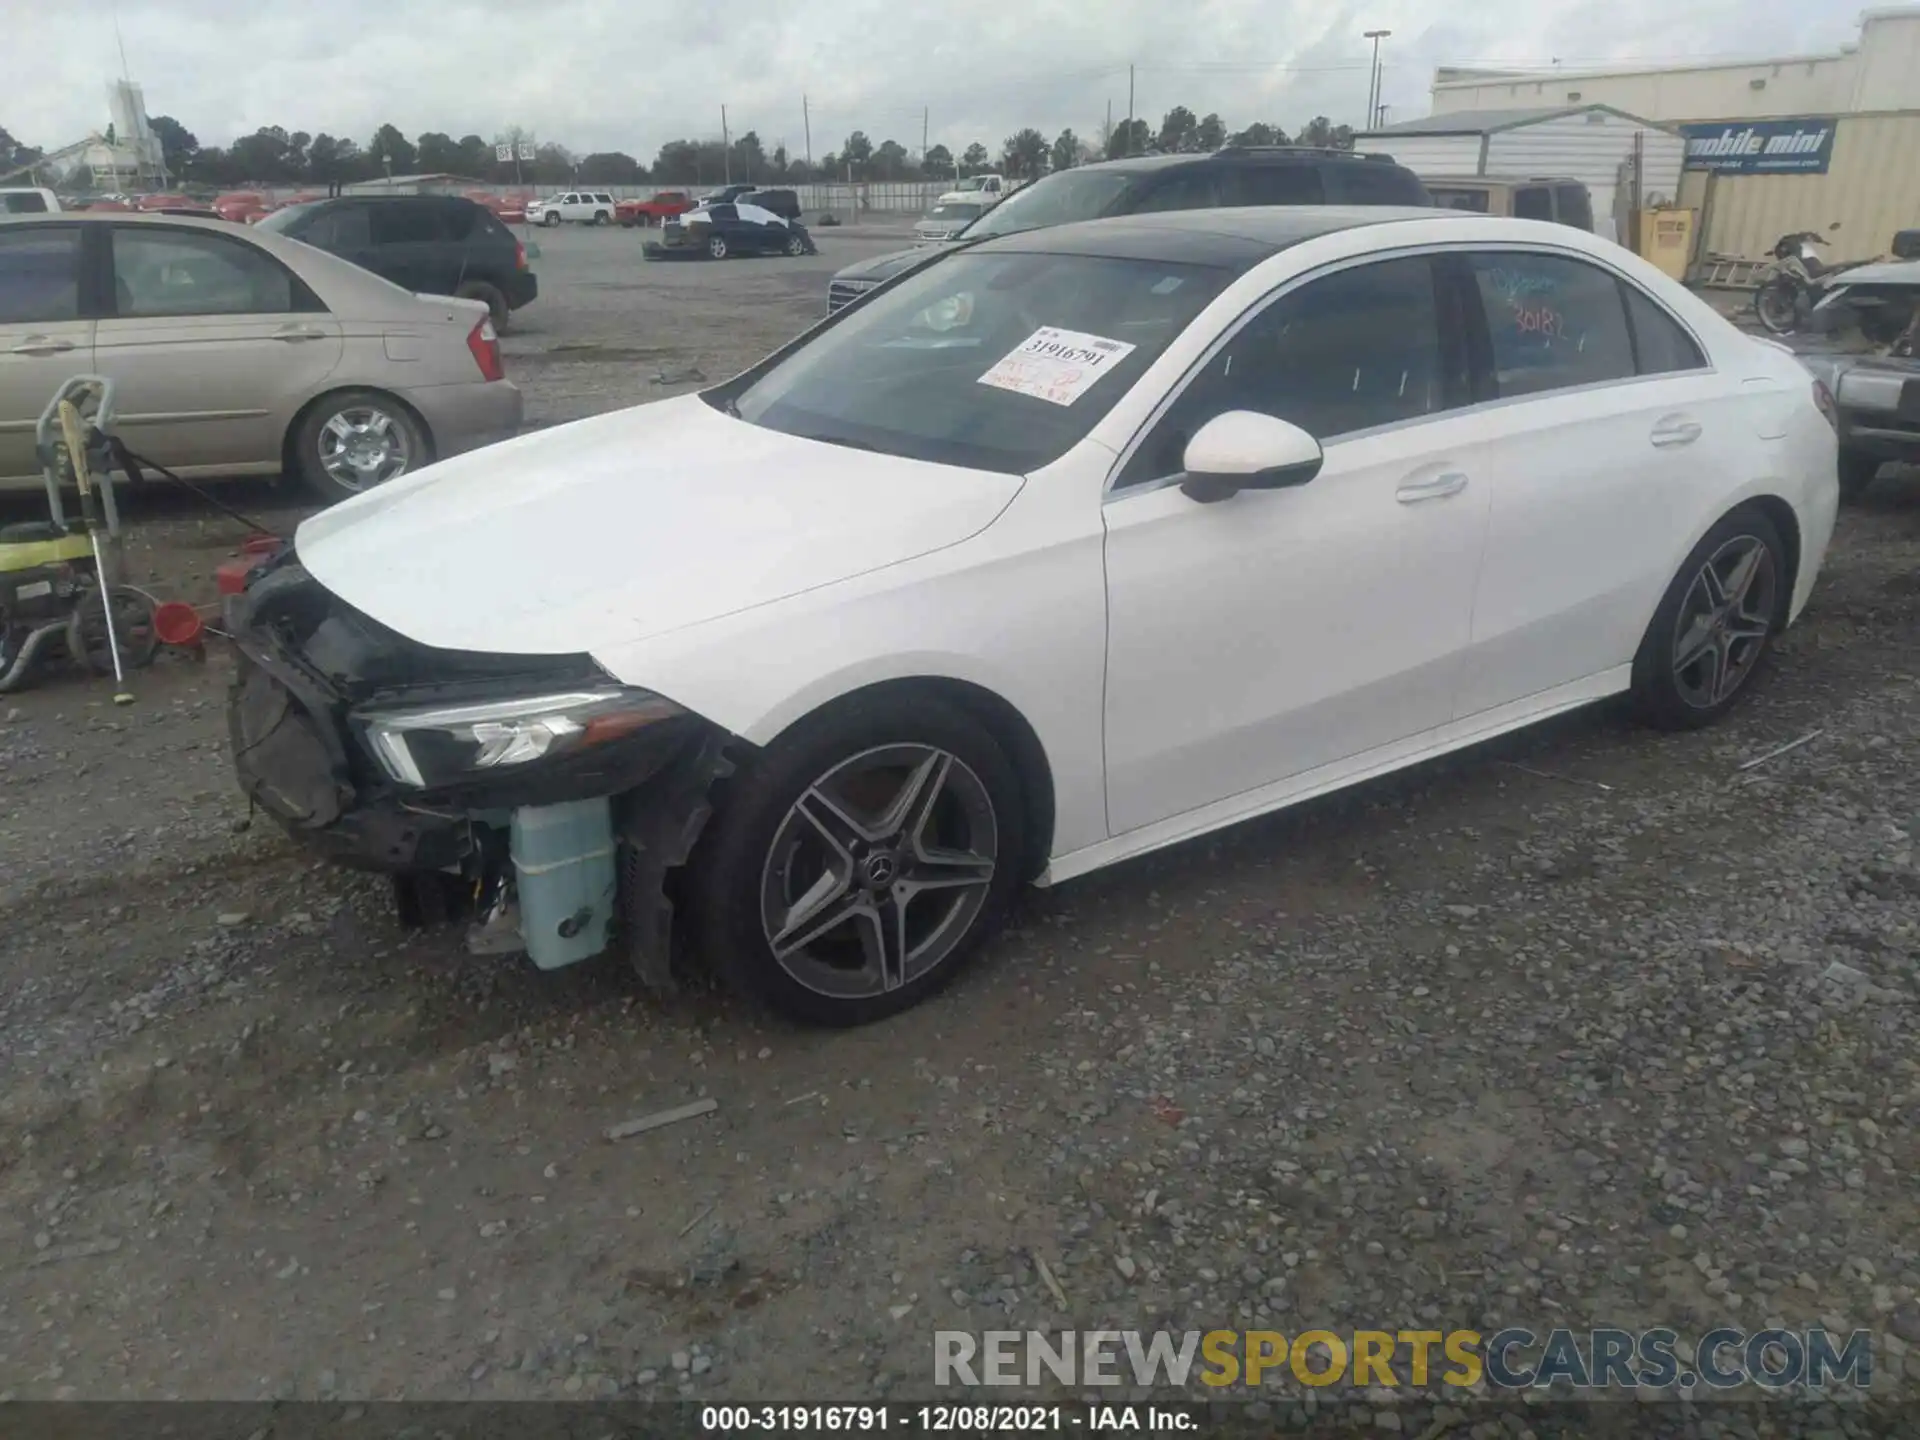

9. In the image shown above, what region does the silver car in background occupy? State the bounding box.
[913,199,988,245]
[0,212,522,501]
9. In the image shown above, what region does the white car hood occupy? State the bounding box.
[294,395,1023,656]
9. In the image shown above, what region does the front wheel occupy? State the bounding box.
[294,390,429,502]
[542,211,561,228]
[691,694,1027,1026]
[1630,507,1787,731]
[785,232,808,256]
[1754,276,1802,334]
[706,234,729,260]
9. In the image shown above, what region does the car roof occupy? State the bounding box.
[1074,148,1408,176]
[975,205,1451,267]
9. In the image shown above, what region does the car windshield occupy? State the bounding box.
[959,170,1138,240]
[928,202,984,222]
[719,248,1230,474]
[251,203,318,233]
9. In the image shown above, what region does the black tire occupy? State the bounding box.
[690,693,1028,1027]
[706,233,729,260]
[1630,507,1788,731]
[1838,448,1882,502]
[293,389,431,503]
[542,211,561,228]
[67,585,159,675]
[785,232,808,257]
[1754,276,1801,335]
[455,280,509,332]
[593,210,611,226]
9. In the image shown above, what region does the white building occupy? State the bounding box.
[1358,104,1685,244]
[1418,8,1920,266]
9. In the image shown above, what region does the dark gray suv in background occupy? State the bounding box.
[827,145,1431,312]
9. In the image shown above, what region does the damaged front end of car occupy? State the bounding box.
[225,552,734,986]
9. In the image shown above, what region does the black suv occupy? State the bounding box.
[827,146,1430,311]
[256,195,537,331]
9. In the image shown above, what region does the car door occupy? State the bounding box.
[94,223,344,472]
[293,202,380,279]
[368,202,451,294]
[0,223,94,486]
[1452,247,1725,716]
[1101,253,1492,835]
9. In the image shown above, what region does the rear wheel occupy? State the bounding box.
[1838,448,1883,502]
[1630,507,1786,730]
[593,210,611,225]
[455,280,509,332]
[691,694,1026,1026]
[294,389,430,502]
[1754,276,1802,334]
[706,233,729,260]
[785,232,808,257]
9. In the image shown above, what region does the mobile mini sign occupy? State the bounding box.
[1680,118,1837,174]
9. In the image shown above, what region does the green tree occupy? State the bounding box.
[840,130,873,177]
[578,151,643,184]
[1156,105,1198,153]
[415,131,462,173]
[1106,118,1150,159]
[456,134,494,177]
[1296,115,1354,149]
[960,141,990,174]
[147,115,199,177]
[1001,127,1048,180]
[873,138,910,179]
[367,123,417,176]
[1194,113,1226,151]
[532,142,574,184]
[729,129,767,182]
[228,126,295,181]
[1050,129,1080,173]
[771,143,789,178]
[923,142,954,177]
[1230,121,1288,146]
[0,124,42,173]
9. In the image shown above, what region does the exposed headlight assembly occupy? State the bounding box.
[358,688,683,789]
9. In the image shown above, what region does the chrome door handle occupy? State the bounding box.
[272,325,329,342]
[9,337,74,356]
[1396,472,1469,503]
[1651,417,1703,447]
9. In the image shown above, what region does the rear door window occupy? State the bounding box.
[0,225,82,322]
[1553,185,1594,231]
[1227,165,1326,206]
[1127,169,1228,213]
[370,205,449,245]
[1328,162,1422,205]
[1466,251,1635,397]
[110,226,301,317]
[1514,187,1554,221]
[301,205,371,250]
[1622,284,1707,374]
[438,201,479,241]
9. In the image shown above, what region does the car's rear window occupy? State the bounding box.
[1330,162,1428,205]
[2,192,50,214]
[1429,187,1491,213]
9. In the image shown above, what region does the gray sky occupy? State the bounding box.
[4,0,1878,164]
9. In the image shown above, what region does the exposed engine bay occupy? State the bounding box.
[225,549,736,985]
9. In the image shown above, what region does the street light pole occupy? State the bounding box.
[1364,29,1391,131]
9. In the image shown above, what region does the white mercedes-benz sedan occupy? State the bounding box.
[227,207,1840,1026]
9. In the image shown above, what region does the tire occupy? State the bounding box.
[785,232,808,257]
[542,211,560,227]
[706,234,729,260]
[593,211,610,226]
[1630,507,1788,731]
[690,693,1027,1026]
[1754,276,1801,335]
[1838,448,1882,502]
[68,585,158,675]
[293,389,431,503]
[455,280,509,332]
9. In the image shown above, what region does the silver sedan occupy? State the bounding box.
[0,212,522,500]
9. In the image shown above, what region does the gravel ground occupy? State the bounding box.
[0,231,1915,1433]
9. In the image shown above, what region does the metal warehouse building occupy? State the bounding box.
[1418,6,1920,265]
[1357,105,1685,246]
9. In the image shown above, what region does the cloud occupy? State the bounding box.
[3,0,1873,163]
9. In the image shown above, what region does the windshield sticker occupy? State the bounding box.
[976,327,1138,407]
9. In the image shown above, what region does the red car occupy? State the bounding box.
[465,189,529,225]
[135,192,196,211]
[616,190,695,227]
[213,190,269,223]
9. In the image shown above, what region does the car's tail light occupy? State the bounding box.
[467,316,505,383]
[1812,377,1839,432]
[514,239,528,272]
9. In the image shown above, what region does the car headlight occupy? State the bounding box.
[357,688,684,789]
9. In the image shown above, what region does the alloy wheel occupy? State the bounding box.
[317,405,412,492]
[758,744,998,1000]
[1671,534,1777,709]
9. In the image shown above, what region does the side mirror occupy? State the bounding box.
[1178,411,1324,504]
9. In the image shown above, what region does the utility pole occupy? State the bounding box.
[1105,98,1112,156]
[721,104,731,182]
[1126,65,1135,155]
[922,107,929,167]
[803,95,813,171]
[1364,30,1391,132]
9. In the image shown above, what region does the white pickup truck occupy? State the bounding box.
[935,174,1006,206]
